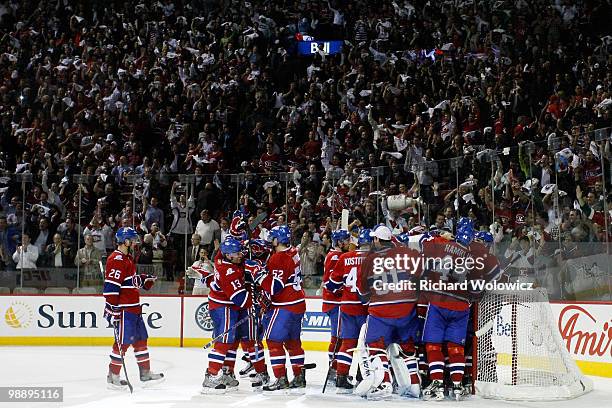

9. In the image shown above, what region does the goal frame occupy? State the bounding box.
[472,289,593,401]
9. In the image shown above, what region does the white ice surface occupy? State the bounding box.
[0,347,610,408]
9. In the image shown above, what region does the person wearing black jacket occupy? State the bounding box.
[45,233,75,268]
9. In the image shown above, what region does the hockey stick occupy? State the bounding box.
[202,314,252,350]
[113,315,133,393]
[322,309,342,394]
[322,337,341,393]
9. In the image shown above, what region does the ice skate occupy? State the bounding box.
[262,375,289,394]
[451,381,466,400]
[251,372,270,390]
[140,370,165,387]
[201,371,226,395]
[222,368,239,390]
[326,368,337,387]
[461,375,473,397]
[422,379,445,401]
[366,381,393,400]
[107,373,128,391]
[288,370,306,395]
[335,374,353,394]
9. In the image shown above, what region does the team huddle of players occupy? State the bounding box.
[102,213,500,400]
[190,213,500,400]
[192,220,308,394]
[323,220,500,400]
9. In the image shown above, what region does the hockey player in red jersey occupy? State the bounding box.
[357,225,422,400]
[321,229,350,385]
[260,225,306,393]
[103,227,164,390]
[201,236,253,394]
[325,229,370,393]
[237,239,271,388]
[420,218,500,400]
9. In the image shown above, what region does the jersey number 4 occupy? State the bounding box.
[345,267,359,293]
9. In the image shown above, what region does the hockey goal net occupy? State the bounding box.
[474,288,593,401]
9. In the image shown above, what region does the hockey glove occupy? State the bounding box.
[255,290,272,312]
[133,274,158,290]
[104,305,121,326]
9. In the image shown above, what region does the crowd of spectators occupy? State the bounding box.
[0,0,610,294]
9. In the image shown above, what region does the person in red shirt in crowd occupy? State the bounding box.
[260,141,281,170]
[582,151,602,187]
[302,130,322,165]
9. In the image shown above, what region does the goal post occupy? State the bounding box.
[474,288,593,401]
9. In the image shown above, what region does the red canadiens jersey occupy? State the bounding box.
[329,249,369,316]
[103,250,142,314]
[208,257,252,311]
[322,249,343,313]
[261,247,305,313]
[583,161,602,186]
[359,246,422,319]
[421,236,500,311]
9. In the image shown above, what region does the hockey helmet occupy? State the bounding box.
[268,225,291,245]
[115,227,139,244]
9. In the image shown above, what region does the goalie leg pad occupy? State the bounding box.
[388,343,421,398]
[354,354,385,397]
[353,324,385,397]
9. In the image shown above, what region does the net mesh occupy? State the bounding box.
[475,288,593,401]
